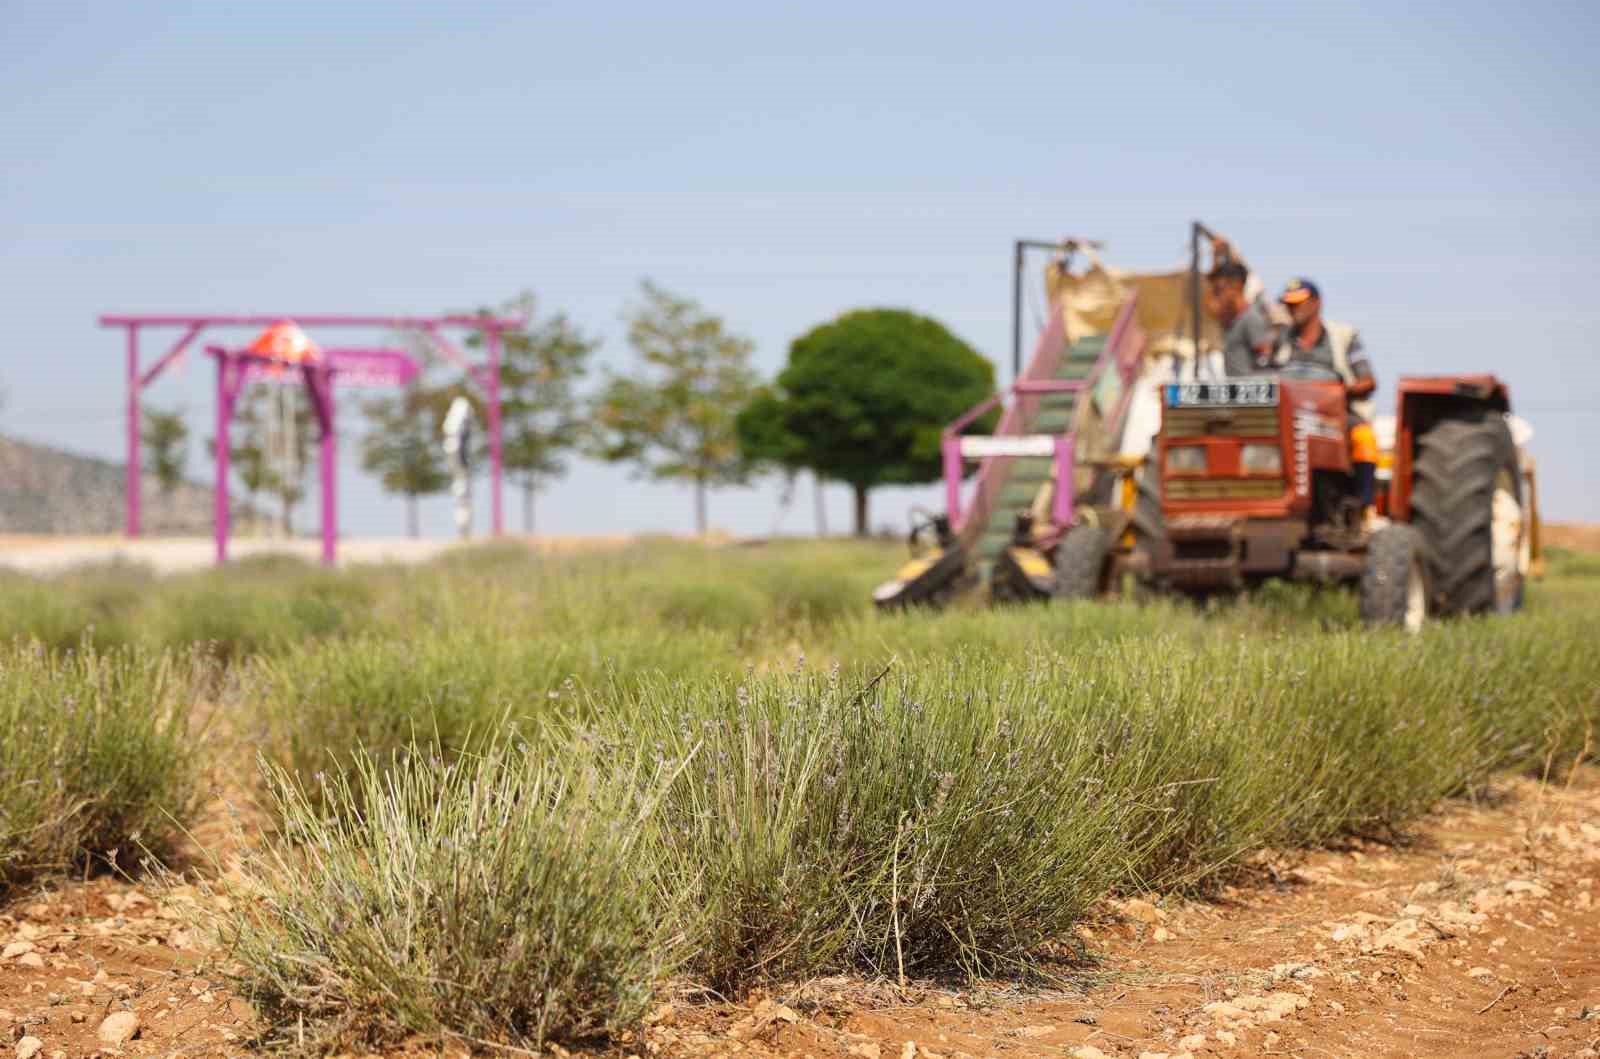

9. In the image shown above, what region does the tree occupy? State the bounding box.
[141,405,189,495]
[360,386,451,537]
[736,385,829,536]
[465,293,598,532]
[736,308,995,536]
[589,281,759,534]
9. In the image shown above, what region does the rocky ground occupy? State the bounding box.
[4,767,1597,1058]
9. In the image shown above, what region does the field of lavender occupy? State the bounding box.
[2,540,1597,1052]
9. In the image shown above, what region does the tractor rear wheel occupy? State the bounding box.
[1055,524,1110,600]
[1360,524,1428,632]
[1409,413,1527,616]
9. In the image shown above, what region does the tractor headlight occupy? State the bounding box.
[1166,445,1207,473]
[1240,444,1283,473]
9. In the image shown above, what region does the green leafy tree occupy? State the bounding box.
[464,293,598,532]
[589,281,759,534]
[737,308,995,536]
[360,386,451,537]
[141,405,189,496]
[737,385,827,536]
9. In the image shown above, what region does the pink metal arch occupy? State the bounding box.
[207,345,420,566]
[101,313,521,551]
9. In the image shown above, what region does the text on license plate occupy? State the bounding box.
[1165,381,1279,407]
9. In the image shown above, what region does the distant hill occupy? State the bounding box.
[0,434,252,535]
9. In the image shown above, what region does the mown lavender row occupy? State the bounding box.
[1,543,1596,1053]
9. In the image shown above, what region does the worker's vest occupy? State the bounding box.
[1275,321,1372,421]
[1324,322,1357,383]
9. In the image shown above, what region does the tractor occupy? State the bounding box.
[1055,367,1534,628]
[869,224,1539,627]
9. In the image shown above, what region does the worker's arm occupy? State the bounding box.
[1347,333,1377,398]
[1241,305,1278,370]
[1210,234,1239,269]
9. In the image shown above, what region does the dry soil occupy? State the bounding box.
[4,767,1597,1059]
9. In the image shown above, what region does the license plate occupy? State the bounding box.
[1165,381,1279,407]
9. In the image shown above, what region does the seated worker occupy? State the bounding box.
[1274,278,1381,521]
[1206,235,1277,377]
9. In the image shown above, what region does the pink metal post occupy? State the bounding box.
[1052,434,1076,527]
[942,436,963,527]
[940,390,1005,532]
[302,363,338,566]
[212,354,238,564]
[126,327,140,537]
[321,405,335,565]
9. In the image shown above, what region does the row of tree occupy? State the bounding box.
[140,282,997,537]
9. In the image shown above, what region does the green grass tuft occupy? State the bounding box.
[216,744,686,1053]
[0,642,205,894]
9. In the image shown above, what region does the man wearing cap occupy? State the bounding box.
[1206,235,1278,377]
[1274,278,1381,522]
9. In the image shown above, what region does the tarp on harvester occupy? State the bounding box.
[1044,257,1221,359]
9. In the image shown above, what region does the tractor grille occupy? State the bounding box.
[1166,478,1287,501]
[1164,406,1280,438]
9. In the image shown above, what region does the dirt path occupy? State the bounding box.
[643,769,1600,1059]
[0,534,637,574]
[4,770,1598,1058]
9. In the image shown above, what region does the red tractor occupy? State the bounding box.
[1059,366,1535,628]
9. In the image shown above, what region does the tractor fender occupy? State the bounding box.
[1389,375,1512,523]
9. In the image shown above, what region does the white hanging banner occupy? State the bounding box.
[958,435,1058,458]
[442,396,475,539]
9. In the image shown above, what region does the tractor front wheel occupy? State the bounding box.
[1409,413,1527,616]
[1360,524,1428,632]
[1055,524,1110,600]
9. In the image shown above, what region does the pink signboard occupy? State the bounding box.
[243,348,420,388]
[328,348,420,387]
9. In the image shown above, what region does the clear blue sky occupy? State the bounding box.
[3,0,1596,535]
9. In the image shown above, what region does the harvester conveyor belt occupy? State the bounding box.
[968,333,1107,571]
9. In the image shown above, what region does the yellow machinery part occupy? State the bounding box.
[1008,546,1053,580]
[1118,464,1139,549]
[894,551,942,582]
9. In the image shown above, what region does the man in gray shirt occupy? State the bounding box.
[1273,278,1376,407]
[1274,277,1381,518]
[1208,258,1277,377]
